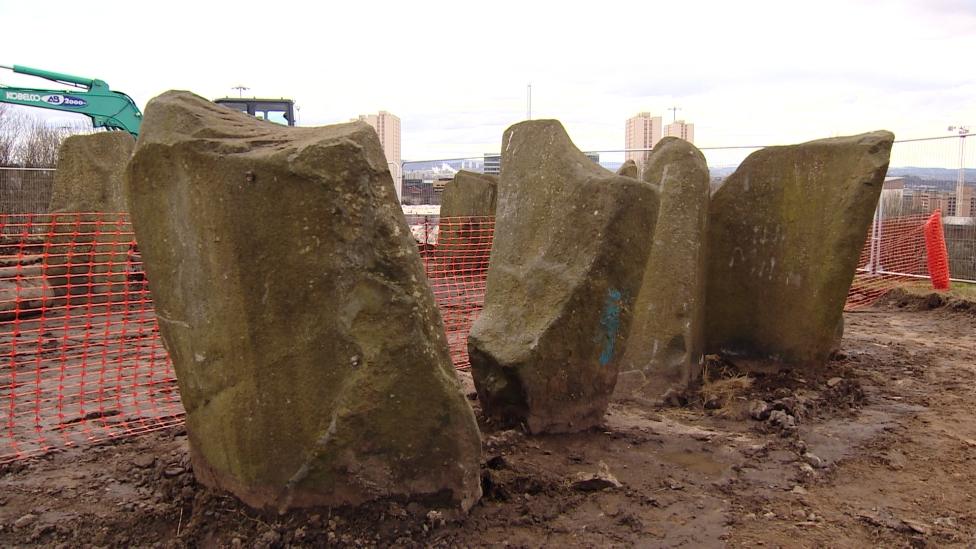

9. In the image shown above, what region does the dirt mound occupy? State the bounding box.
[876,287,976,314]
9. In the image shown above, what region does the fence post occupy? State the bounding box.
[867,203,879,274]
[874,199,884,273]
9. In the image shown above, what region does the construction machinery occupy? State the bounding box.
[0,64,142,137]
[2,65,299,138]
[213,97,295,126]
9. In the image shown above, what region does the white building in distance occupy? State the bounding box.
[625,112,662,167]
[664,119,695,143]
[354,110,401,195]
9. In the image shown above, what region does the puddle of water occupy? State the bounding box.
[658,450,728,478]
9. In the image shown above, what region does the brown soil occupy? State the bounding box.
[2,296,975,548]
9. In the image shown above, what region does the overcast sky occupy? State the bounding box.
[1,0,974,162]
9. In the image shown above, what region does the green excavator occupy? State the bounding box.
[1,65,298,138]
[0,64,143,137]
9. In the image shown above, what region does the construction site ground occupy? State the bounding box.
[0,290,974,548]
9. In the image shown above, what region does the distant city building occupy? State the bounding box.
[433,177,452,194]
[901,184,975,217]
[354,111,401,167]
[354,111,401,197]
[483,154,501,175]
[664,119,695,144]
[625,112,663,168]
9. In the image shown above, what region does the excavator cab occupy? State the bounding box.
[213,98,295,126]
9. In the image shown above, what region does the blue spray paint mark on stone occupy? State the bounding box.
[599,288,623,366]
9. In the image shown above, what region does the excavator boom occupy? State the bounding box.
[0,64,142,137]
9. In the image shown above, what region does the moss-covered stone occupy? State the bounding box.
[124,91,482,512]
[468,120,659,433]
[618,137,709,401]
[705,131,893,366]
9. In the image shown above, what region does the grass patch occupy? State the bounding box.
[901,279,976,301]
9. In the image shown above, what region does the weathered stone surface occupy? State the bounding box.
[50,132,135,212]
[47,132,135,306]
[440,170,498,218]
[615,159,638,178]
[125,91,482,512]
[437,170,498,277]
[618,137,710,400]
[468,120,659,433]
[705,131,894,366]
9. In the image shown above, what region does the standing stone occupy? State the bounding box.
[47,132,136,306]
[617,137,710,401]
[49,132,134,212]
[440,170,498,218]
[125,91,482,512]
[437,170,497,277]
[468,120,659,433]
[705,131,894,366]
[615,159,639,179]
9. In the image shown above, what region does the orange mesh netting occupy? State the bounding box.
[924,210,951,291]
[845,212,949,310]
[1,213,496,463]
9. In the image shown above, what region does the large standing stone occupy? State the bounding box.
[437,170,497,277]
[468,120,659,433]
[124,91,482,512]
[617,137,710,401]
[440,170,498,218]
[46,132,136,306]
[705,131,893,366]
[50,132,134,212]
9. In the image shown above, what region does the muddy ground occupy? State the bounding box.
[1,292,974,548]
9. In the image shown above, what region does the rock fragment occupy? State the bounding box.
[572,462,623,491]
[748,399,771,420]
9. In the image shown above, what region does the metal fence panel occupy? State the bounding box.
[0,168,55,215]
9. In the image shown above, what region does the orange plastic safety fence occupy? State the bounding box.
[924,211,951,291]
[845,213,947,310]
[0,213,180,463]
[1,213,496,463]
[413,216,494,369]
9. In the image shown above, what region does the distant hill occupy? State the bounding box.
[887,167,975,183]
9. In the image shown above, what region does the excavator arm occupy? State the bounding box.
[0,64,142,137]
